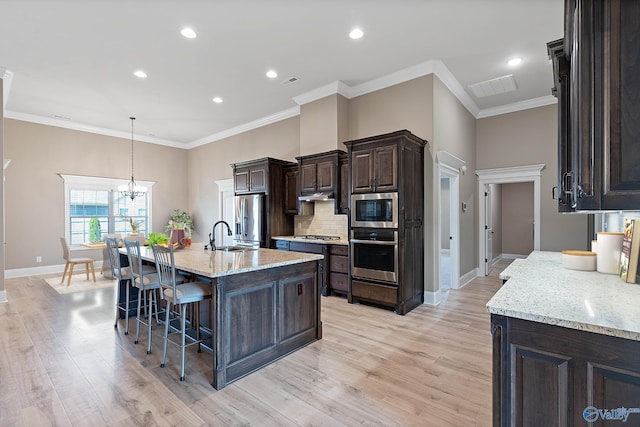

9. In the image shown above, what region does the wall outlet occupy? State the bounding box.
[36,256,42,263]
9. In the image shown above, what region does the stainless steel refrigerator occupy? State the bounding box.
[234,194,265,248]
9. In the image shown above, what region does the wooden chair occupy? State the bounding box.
[60,237,96,286]
[152,244,212,381]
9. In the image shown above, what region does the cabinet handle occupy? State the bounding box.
[552,186,558,201]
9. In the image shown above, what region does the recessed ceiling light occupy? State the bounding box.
[213,96,223,104]
[181,27,197,39]
[349,28,364,39]
[266,70,278,79]
[133,70,147,79]
[507,57,523,67]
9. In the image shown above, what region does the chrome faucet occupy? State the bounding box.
[209,220,232,251]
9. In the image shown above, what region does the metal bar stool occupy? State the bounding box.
[152,244,212,381]
[124,239,165,354]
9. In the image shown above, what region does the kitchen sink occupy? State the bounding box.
[216,246,257,252]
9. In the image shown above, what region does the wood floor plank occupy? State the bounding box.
[0,265,508,426]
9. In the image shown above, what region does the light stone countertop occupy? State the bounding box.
[487,251,640,341]
[272,236,349,245]
[129,244,323,279]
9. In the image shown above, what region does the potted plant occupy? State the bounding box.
[89,217,102,243]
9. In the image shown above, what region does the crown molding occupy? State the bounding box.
[187,106,300,149]
[477,95,557,119]
[3,110,185,148]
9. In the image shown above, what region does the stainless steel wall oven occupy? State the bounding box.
[350,228,398,283]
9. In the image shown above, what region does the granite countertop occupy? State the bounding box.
[131,244,323,279]
[487,251,640,341]
[272,236,349,245]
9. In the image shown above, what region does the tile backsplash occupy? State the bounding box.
[294,200,348,239]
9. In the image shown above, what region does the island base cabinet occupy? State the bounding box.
[212,261,321,390]
[491,314,640,427]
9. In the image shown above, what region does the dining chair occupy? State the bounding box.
[106,237,136,335]
[124,239,165,354]
[152,244,212,381]
[60,237,96,286]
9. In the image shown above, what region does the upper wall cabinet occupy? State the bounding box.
[296,150,344,195]
[551,0,640,211]
[350,142,398,193]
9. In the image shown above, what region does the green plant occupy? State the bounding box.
[147,232,169,246]
[166,209,194,234]
[89,217,101,243]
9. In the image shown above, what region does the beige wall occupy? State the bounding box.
[348,75,433,142]
[432,76,477,288]
[476,105,588,252]
[3,119,188,270]
[300,94,349,155]
[187,117,300,243]
[502,182,534,255]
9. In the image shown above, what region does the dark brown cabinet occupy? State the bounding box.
[234,164,266,194]
[284,164,299,215]
[344,130,427,315]
[339,153,350,215]
[550,0,640,211]
[275,240,330,296]
[328,245,349,295]
[351,144,397,193]
[232,158,295,247]
[296,151,343,195]
[492,314,640,427]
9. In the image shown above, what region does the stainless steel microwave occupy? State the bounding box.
[351,192,398,228]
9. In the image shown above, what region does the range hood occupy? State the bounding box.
[298,192,334,202]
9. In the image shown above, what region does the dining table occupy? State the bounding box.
[119,243,324,389]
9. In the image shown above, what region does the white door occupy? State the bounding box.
[485,185,493,275]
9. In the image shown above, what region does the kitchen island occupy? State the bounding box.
[132,245,324,390]
[487,251,640,426]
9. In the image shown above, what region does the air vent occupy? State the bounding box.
[468,74,517,98]
[282,76,299,85]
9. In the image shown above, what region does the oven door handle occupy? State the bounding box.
[350,239,397,245]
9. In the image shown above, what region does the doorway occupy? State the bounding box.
[476,164,544,276]
[437,151,464,292]
[215,179,235,247]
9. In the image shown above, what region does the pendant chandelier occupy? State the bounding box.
[118,116,147,200]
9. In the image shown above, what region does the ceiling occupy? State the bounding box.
[0,0,563,148]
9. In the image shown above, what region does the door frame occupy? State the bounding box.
[215,179,235,246]
[436,151,464,290]
[476,164,544,276]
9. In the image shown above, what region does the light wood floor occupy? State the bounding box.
[0,264,509,426]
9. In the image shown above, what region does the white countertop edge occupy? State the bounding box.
[487,306,640,341]
[190,254,324,278]
[272,236,349,245]
[487,251,640,341]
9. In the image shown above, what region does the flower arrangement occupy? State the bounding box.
[165,209,194,235]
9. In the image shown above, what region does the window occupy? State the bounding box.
[61,175,154,245]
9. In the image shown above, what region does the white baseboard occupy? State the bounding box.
[458,268,478,289]
[0,290,7,303]
[499,253,528,260]
[423,289,441,306]
[4,261,104,279]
